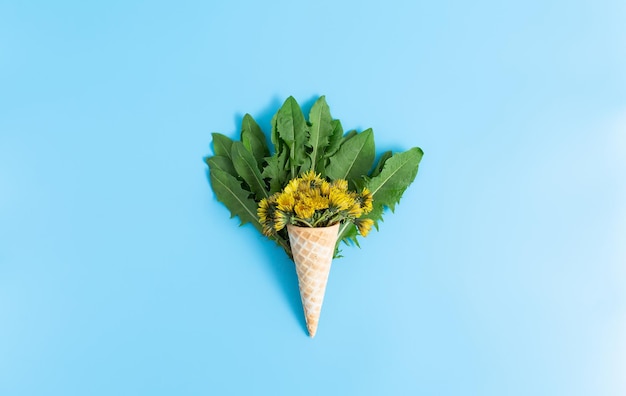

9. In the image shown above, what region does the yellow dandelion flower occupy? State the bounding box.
[320,180,331,196]
[273,210,289,231]
[283,178,300,195]
[276,192,295,212]
[348,203,363,218]
[360,188,374,214]
[355,218,374,237]
[297,179,312,192]
[294,201,315,219]
[311,195,329,211]
[331,179,348,191]
[329,189,353,211]
[257,198,270,223]
[262,224,275,236]
[300,170,319,183]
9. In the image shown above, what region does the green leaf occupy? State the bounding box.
[206,155,237,178]
[231,141,269,200]
[276,96,308,178]
[370,150,392,178]
[262,149,289,194]
[269,112,279,147]
[365,147,423,212]
[208,167,262,233]
[241,114,269,170]
[340,130,357,145]
[212,133,235,160]
[324,119,344,160]
[325,128,375,188]
[307,96,333,173]
[267,111,288,185]
[336,222,359,248]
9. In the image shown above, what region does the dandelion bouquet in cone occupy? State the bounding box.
[205,96,423,336]
[258,171,374,238]
[257,171,374,337]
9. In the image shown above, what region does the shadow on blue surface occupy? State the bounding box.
[203,168,307,336]
[256,237,308,335]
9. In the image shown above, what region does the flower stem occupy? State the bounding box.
[297,219,314,228]
[337,222,350,240]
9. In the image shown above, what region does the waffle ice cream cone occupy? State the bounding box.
[287,223,340,338]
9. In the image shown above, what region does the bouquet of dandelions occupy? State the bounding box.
[258,170,374,237]
[206,96,423,337]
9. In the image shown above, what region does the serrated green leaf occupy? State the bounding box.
[241,114,269,170]
[340,130,357,145]
[276,96,308,179]
[299,156,312,176]
[208,168,262,233]
[231,142,269,200]
[307,96,333,173]
[262,149,289,194]
[269,112,280,147]
[206,155,237,178]
[370,150,393,178]
[325,129,375,188]
[212,133,235,159]
[336,222,360,248]
[324,119,344,161]
[366,147,423,212]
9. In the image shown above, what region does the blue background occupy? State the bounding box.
[1,1,625,395]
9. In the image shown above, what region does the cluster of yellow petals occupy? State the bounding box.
[355,218,375,237]
[257,170,374,236]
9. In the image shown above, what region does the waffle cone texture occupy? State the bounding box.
[287,223,340,338]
